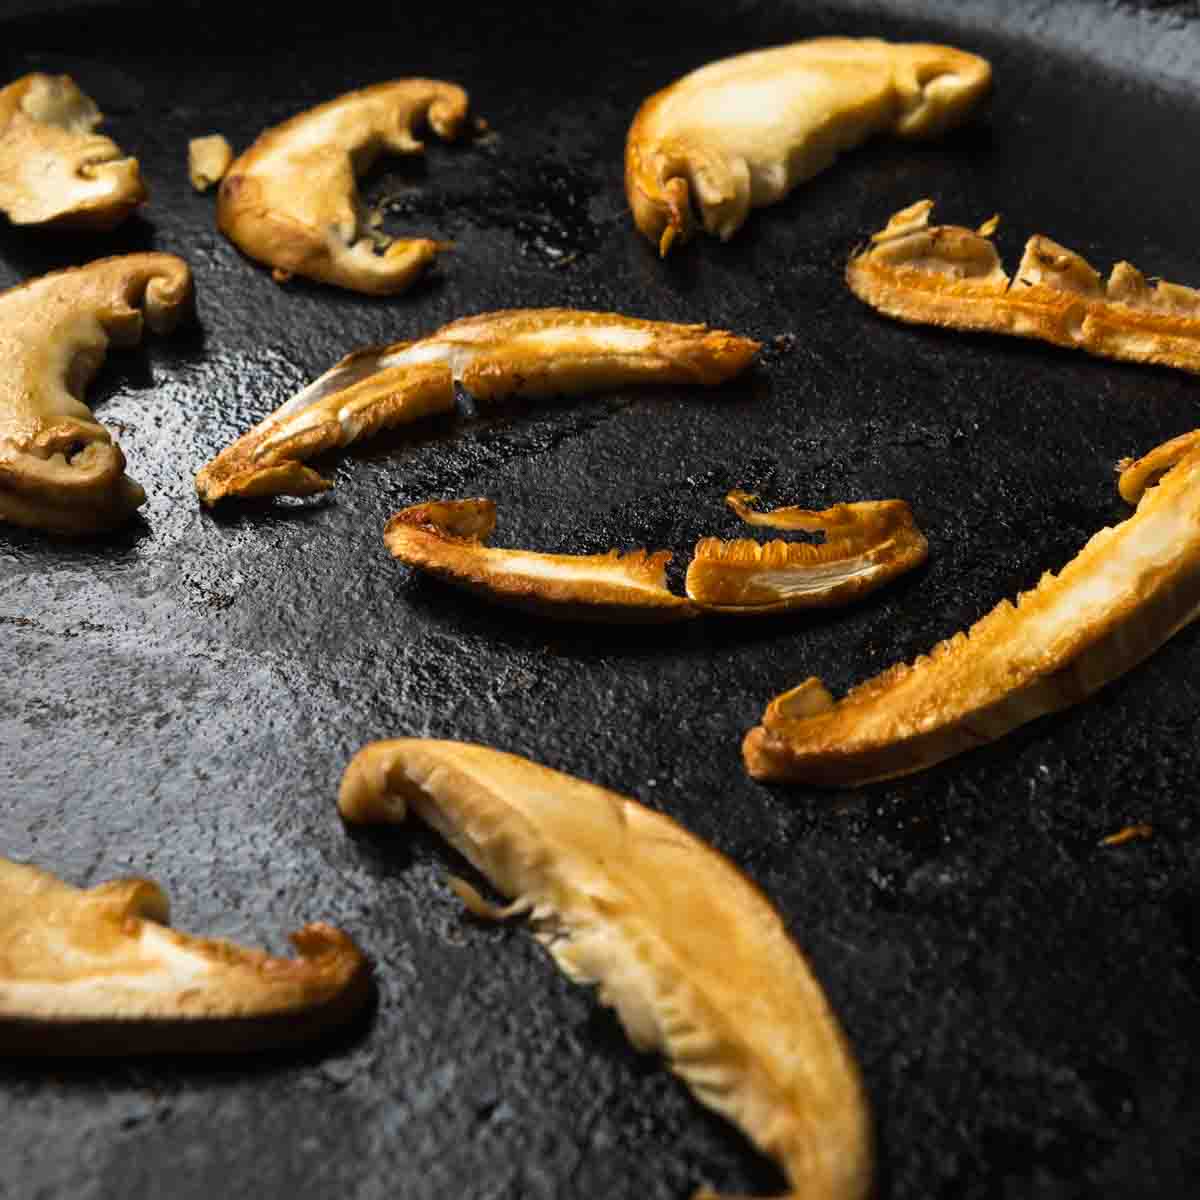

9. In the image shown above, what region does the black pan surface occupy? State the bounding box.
[2,2,1199,1197]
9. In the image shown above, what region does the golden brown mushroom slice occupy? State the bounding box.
[847,199,1200,374]
[0,74,147,231]
[744,431,1200,786]
[196,309,759,505]
[0,857,370,1056]
[686,490,928,613]
[216,80,470,294]
[385,498,696,622]
[626,38,990,256]
[338,738,873,1200]
[0,253,193,535]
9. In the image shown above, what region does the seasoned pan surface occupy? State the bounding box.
[2,2,1198,1197]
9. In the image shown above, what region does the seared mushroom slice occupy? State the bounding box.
[847,199,1200,374]
[188,133,234,192]
[0,857,370,1055]
[0,73,147,231]
[744,432,1200,786]
[196,309,759,505]
[339,738,873,1200]
[216,80,470,294]
[626,39,990,256]
[385,498,696,622]
[0,254,193,535]
[686,490,928,613]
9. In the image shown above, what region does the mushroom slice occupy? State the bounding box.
[847,199,1200,374]
[384,498,696,622]
[0,73,147,231]
[625,38,990,256]
[0,857,370,1055]
[216,80,470,294]
[196,309,758,505]
[744,432,1200,786]
[0,253,193,535]
[686,491,928,613]
[338,738,873,1200]
[188,133,234,192]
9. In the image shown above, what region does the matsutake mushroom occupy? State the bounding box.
[744,431,1200,786]
[685,491,928,613]
[0,254,193,535]
[0,857,370,1055]
[338,738,873,1200]
[196,309,759,505]
[216,80,470,294]
[625,39,990,256]
[0,73,147,231]
[847,199,1200,374]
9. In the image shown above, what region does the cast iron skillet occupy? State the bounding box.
[2,2,1198,1197]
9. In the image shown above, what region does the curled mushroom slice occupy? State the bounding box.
[216,80,470,294]
[686,491,928,613]
[338,738,873,1200]
[0,857,370,1055]
[385,498,696,622]
[196,309,758,505]
[1,254,193,535]
[188,133,234,192]
[0,73,147,231]
[626,39,990,256]
[847,199,1200,374]
[744,432,1200,786]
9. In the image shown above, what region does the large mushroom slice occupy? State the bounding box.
[196,309,759,505]
[0,857,370,1055]
[0,73,147,231]
[847,199,1200,374]
[744,432,1200,786]
[339,739,873,1200]
[686,491,928,613]
[0,254,193,535]
[626,39,990,256]
[384,498,697,622]
[216,80,471,294]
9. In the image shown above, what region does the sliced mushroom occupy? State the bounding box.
[626,39,990,256]
[0,857,370,1055]
[0,73,147,231]
[196,309,759,505]
[0,254,193,535]
[338,738,873,1200]
[744,432,1200,786]
[216,80,470,294]
[686,491,928,613]
[384,498,696,622]
[188,133,234,192]
[847,199,1200,374]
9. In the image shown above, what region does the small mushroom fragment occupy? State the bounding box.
[685,490,928,613]
[626,39,991,256]
[744,432,1200,786]
[0,254,193,535]
[196,309,758,505]
[0,73,147,230]
[338,738,873,1200]
[847,199,1200,375]
[188,133,234,192]
[0,857,370,1055]
[385,498,696,622]
[216,80,470,294]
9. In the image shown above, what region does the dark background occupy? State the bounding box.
[2,1,1198,1197]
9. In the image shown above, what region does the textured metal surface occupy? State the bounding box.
[2,1,1199,1197]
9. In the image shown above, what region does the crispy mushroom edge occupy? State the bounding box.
[0,858,371,1056]
[338,738,874,1200]
[0,73,147,232]
[0,253,193,536]
[215,79,470,295]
